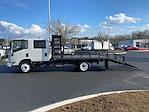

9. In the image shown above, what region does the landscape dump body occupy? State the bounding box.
[51,35,138,69]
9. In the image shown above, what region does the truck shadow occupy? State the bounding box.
[0,65,106,73]
[0,64,139,73]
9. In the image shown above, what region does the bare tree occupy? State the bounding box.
[131,30,149,39]
[47,19,80,44]
[94,32,110,42]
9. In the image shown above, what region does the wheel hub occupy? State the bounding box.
[21,63,30,73]
[80,62,89,72]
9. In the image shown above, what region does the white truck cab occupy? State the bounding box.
[7,38,52,72]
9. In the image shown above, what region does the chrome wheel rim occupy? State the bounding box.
[80,62,88,71]
[21,63,30,73]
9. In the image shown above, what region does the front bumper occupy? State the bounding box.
[6,58,12,67]
[6,62,12,67]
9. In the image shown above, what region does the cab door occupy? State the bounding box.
[30,40,49,62]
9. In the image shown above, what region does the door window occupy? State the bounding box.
[34,40,46,49]
[13,40,28,52]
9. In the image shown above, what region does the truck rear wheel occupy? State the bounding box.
[79,62,89,72]
[20,61,31,73]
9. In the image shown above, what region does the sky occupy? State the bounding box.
[1,0,149,39]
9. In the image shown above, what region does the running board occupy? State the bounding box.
[108,59,140,70]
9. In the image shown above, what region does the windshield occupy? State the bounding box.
[13,40,28,52]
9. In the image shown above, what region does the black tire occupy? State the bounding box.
[71,52,75,55]
[19,61,32,73]
[78,62,89,72]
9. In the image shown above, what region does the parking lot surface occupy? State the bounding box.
[0,52,149,112]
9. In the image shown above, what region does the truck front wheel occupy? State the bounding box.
[79,62,89,72]
[20,61,31,73]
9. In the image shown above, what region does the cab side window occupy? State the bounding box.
[34,40,46,49]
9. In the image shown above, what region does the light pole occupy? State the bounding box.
[48,0,51,38]
[48,0,51,24]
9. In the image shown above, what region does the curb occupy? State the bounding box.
[109,52,127,55]
[31,90,149,112]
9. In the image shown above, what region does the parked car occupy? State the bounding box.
[82,45,92,50]
[62,46,75,55]
[0,49,6,59]
[137,48,148,50]
[126,46,138,50]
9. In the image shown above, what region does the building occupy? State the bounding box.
[118,39,149,48]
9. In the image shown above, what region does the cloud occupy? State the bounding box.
[78,24,90,33]
[98,13,142,35]
[0,21,48,39]
[58,23,90,37]
[26,24,45,34]
[84,24,90,28]
[15,3,31,10]
[76,24,96,37]
[140,24,149,31]
[127,24,149,34]
[106,13,141,24]
[0,6,8,10]
[100,22,112,29]
[99,24,149,36]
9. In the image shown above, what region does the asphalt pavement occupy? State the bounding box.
[0,52,149,112]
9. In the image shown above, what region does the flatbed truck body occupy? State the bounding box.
[6,35,135,73]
